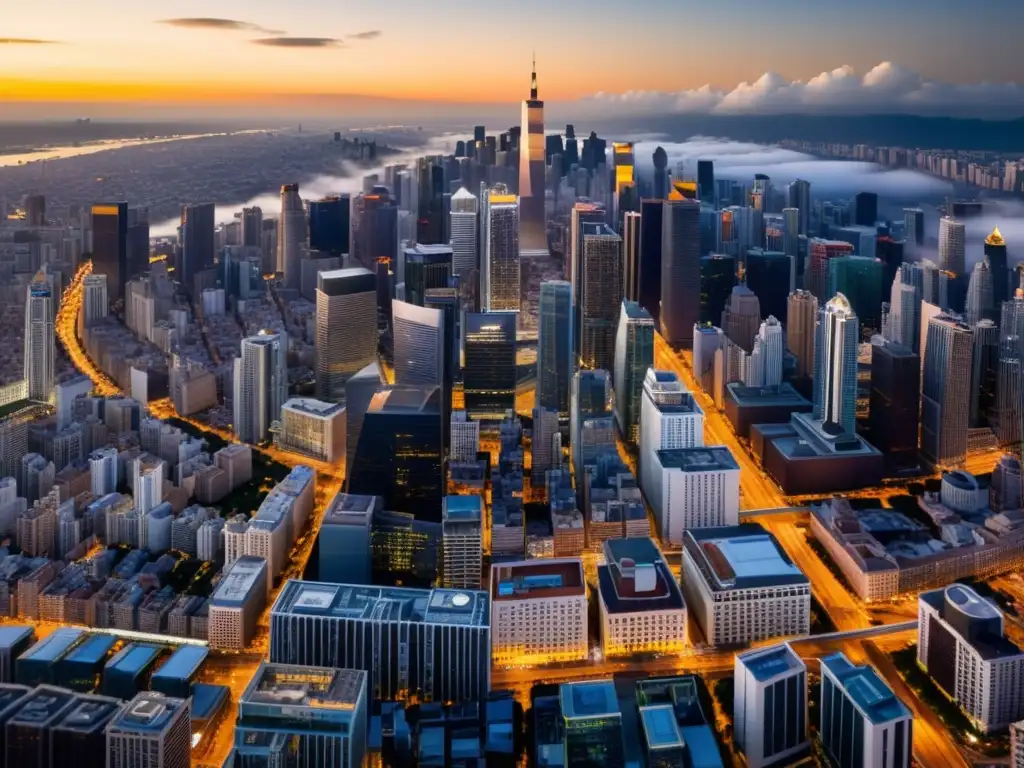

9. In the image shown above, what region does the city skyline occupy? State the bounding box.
[3,0,1024,119]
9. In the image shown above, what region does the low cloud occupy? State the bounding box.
[583,62,1024,118]
[0,38,59,44]
[252,37,343,48]
[159,18,283,34]
[348,30,382,40]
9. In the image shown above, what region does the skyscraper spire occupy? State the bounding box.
[530,51,538,100]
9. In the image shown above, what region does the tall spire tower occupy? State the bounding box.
[519,52,547,251]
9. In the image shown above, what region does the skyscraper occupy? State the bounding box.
[348,385,444,518]
[24,269,55,403]
[518,55,547,250]
[853,192,878,227]
[965,259,995,325]
[652,147,669,200]
[828,255,885,330]
[481,185,520,313]
[308,195,350,255]
[90,202,128,302]
[745,249,790,323]
[126,206,150,284]
[939,216,966,277]
[622,211,642,302]
[734,644,809,768]
[105,692,191,768]
[751,174,771,212]
[345,361,382,480]
[986,227,1009,307]
[787,290,818,378]
[904,208,925,247]
[813,293,859,434]
[970,319,999,428]
[870,341,921,472]
[807,239,855,301]
[697,160,715,205]
[746,317,785,387]
[885,268,921,351]
[450,187,479,288]
[638,199,663,325]
[233,331,288,444]
[661,196,701,348]
[392,299,444,387]
[921,314,973,467]
[570,202,606,359]
[580,223,622,371]
[722,284,762,353]
[787,180,811,237]
[537,281,573,420]
[614,301,655,445]
[700,254,737,325]
[401,243,452,306]
[82,274,108,326]
[315,268,377,401]
[464,312,516,419]
[179,202,215,294]
[277,183,306,289]
[240,206,263,248]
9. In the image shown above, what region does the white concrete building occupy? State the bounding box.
[918,583,1024,733]
[638,368,704,508]
[105,692,191,768]
[207,555,269,650]
[734,643,809,768]
[490,558,587,665]
[651,446,740,545]
[450,410,480,462]
[278,397,346,463]
[597,537,687,657]
[682,524,810,647]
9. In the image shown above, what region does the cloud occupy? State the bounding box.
[347,30,382,40]
[581,62,1024,118]
[252,37,343,48]
[0,38,59,44]
[159,18,283,34]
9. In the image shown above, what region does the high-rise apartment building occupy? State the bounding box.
[481,185,520,313]
[24,269,55,403]
[746,317,785,387]
[91,202,128,302]
[639,369,705,504]
[904,207,925,247]
[580,223,622,371]
[614,301,655,445]
[518,56,546,251]
[316,268,377,401]
[82,274,108,326]
[269,580,490,703]
[734,644,809,768]
[277,184,306,289]
[537,281,573,419]
[233,331,288,444]
[939,216,967,276]
[622,210,642,302]
[921,314,973,466]
[966,259,996,325]
[450,186,479,280]
[813,293,859,434]
[660,196,701,348]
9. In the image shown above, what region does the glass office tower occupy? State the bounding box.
[464,312,517,419]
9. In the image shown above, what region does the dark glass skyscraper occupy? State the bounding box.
[745,249,791,323]
[870,341,920,472]
[697,159,715,205]
[179,202,215,295]
[90,202,128,302]
[308,195,351,255]
[537,281,573,420]
[652,147,669,200]
[402,244,452,307]
[348,385,444,521]
[699,254,736,325]
[661,196,701,348]
[854,192,878,227]
[638,200,663,326]
[464,312,516,419]
[126,207,150,284]
[986,227,1009,307]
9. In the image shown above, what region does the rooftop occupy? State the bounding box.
[727,382,812,408]
[367,385,439,415]
[598,538,686,614]
[108,692,188,733]
[920,584,1024,661]
[105,643,162,676]
[52,693,122,733]
[210,556,267,607]
[20,628,86,664]
[0,626,33,649]
[640,705,684,750]
[821,653,910,725]
[8,685,75,726]
[282,398,346,418]
[443,495,483,523]
[491,559,585,602]
[738,643,805,682]
[241,662,366,710]
[685,524,808,591]
[656,446,738,472]
[560,680,619,720]
[62,634,117,667]
[151,645,208,684]
[323,493,378,525]
[272,580,489,628]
